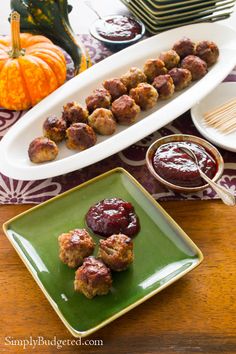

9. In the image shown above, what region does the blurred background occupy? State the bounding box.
[1,0,236,35]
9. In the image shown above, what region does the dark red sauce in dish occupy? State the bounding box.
[86,198,140,237]
[152,141,217,187]
[95,16,142,42]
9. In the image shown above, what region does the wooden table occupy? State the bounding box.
[1,201,235,353]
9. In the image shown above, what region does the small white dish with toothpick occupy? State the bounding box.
[191,82,236,152]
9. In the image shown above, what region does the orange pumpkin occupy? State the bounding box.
[0,12,67,111]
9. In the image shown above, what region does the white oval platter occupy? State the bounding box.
[0,22,236,180]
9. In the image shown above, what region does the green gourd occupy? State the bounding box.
[10,0,91,74]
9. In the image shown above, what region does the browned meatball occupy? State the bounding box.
[58,229,95,268]
[172,37,195,58]
[152,74,175,100]
[98,234,134,271]
[143,58,167,82]
[88,108,116,135]
[66,123,97,150]
[112,95,140,125]
[62,102,88,125]
[74,256,112,299]
[103,78,127,100]
[43,115,67,143]
[28,137,58,163]
[159,50,180,70]
[129,83,158,110]
[86,88,111,113]
[195,40,219,67]
[181,55,207,81]
[168,68,192,91]
[121,67,147,91]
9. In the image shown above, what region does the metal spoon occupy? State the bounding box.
[178,145,235,206]
[84,1,103,19]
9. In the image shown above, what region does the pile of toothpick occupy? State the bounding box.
[204,98,236,134]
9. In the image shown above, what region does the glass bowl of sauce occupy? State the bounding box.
[90,15,145,50]
[146,134,224,193]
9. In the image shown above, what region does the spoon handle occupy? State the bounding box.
[199,170,235,206]
[84,1,102,19]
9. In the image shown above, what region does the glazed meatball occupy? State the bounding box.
[181,55,207,81]
[88,108,116,135]
[62,101,88,125]
[98,234,134,271]
[143,58,167,82]
[66,123,97,150]
[195,40,219,67]
[58,229,95,268]
[103,78,127,100]
[152,74,175,100]
[112,95,140,125]
[159,50,180,70]
[74,256,112,299]
[120,67,147,91]
[129,83,158,110]
[168,68,192,91]
[86,88,111,113]
[28,137,58,163]
[43,115,67,142]
[172,37,195,58]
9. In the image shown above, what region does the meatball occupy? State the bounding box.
[152,74,175,100]
[120,67,147,91]
[74,256,112,299]
[181,55,207,81]
[168,68,192,91]
[88,108,116,135]
[172,37,195,58]
[129,83,158,110]
[43,115,67,142]
[111,95,140,125]
[103,78,127,100]
[195,40,219,67]
[62,101,88,125]
[58,229,95,268]
[143,58,167,82]
[86,88,111,113]
[66,123,97,150]
[159,50,180,70]
[98,234,134,271]
[28,137,58,163]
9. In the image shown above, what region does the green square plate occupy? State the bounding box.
[134,0,220,17]
[132,0,234,22]
[145,0,218,8]
[3,168,203,337]
[122,0,232,33]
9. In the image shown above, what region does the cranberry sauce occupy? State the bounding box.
[86,198,140,237]
[96,16,142,42]
[153,141,217,187]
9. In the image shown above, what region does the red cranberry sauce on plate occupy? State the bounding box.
[152,141,217,187]
[86,197,140,237]
[95,16,142,42]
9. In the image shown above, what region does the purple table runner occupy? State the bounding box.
[0,35,235,204]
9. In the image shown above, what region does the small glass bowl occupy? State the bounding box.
[90,15,146,51]
[146,134,224,193]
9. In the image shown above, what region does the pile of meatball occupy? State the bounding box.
[28,38,219,164]
[58,227,135,299]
